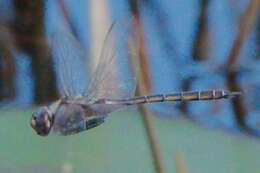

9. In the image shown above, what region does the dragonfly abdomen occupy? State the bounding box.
[164,90,237,101]
[100,90,241,105]
[145,90,239,103]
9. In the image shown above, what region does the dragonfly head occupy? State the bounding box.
[30,106,53,136]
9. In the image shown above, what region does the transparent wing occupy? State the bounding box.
[85,19,139,104]
[50,29,89,97]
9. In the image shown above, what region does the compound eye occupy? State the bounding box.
[30,116,37,129]
[32,113,37,119]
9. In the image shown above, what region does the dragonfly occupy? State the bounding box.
[30,21,241,136]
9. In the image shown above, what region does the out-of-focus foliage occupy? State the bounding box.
[0,0,259,135]
[0,1,259,173]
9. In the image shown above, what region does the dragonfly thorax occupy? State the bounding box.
[51,99,98,135]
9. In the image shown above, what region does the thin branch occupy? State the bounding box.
[225,0,259,134]
[192,0,211,61]
[0,25,16,101]
[134,17,164,173]
[226,0,260,68]
[174,153,188,173]
[226,71,247,129]
[256,17,260,59]
[128,1,165,173]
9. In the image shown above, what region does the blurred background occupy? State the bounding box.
[0,0,259,173]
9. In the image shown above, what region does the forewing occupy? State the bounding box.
[85,20,139,104]
[50,29,89,97]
